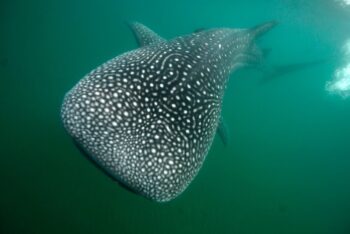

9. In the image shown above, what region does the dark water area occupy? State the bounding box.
[1,0,350,233]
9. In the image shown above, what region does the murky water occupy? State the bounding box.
[1,0,349,233]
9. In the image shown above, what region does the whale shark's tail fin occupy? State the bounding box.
[250,20,278,38]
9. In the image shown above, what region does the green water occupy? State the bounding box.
[1,0,350,233]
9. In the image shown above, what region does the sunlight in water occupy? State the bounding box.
[335,0,350,7]
[344,39,350,57]
[326,39,350,98]
[327,64,350,98]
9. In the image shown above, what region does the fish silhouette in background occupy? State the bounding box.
[61,21,277,202]
[258,58,328,84]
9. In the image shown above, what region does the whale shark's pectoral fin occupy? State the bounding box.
[129,22,166,47]
[216,116,230,147]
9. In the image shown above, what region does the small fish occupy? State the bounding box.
[61,21,277,202]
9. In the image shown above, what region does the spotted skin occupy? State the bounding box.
[61,21,276,202]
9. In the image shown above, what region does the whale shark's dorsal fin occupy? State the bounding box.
[129,22,166,47]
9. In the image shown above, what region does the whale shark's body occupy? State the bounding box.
[61,21,277,202]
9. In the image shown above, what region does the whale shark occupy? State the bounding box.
[61,21,277,202]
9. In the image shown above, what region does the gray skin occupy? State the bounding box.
[61,21,276,202]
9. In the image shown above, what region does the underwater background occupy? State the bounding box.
[1,0,350,233]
